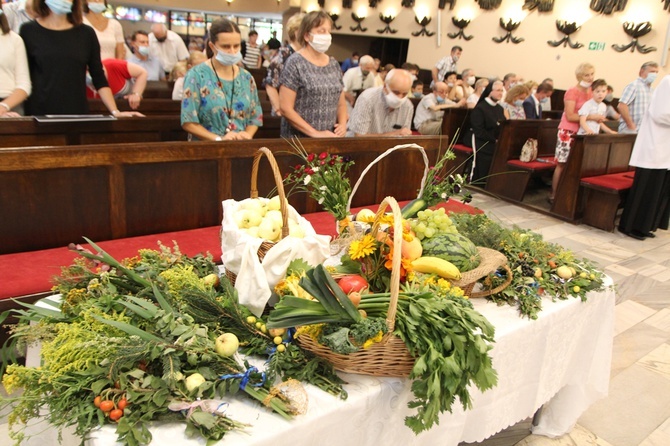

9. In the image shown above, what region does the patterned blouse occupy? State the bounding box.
[181,62,263,138]
[501,102,526,120]
[279,52,343,138]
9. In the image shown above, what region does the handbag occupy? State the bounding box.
[520,138,538,163]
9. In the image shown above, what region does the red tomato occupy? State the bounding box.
[337,275,368,294]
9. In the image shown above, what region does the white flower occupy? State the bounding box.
[304,175,311,185]
[312,167,319,173]
[319,186,327,191]
[318,197,325,204]
[441,193,447,199]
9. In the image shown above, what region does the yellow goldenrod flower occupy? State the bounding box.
[349,234,377,260]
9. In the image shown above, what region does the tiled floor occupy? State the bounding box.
[2,191,669,446]
[459,191,670,446]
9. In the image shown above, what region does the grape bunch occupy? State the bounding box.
[409,208,457,240]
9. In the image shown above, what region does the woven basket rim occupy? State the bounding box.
[452,247,508,287]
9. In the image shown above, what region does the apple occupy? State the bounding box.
[202,273,220,288]
[258,219,280,241]
[242,199,267,216]
[337,275,368,294]
[215,333,239,357]
[265,210,283,225]
[288,220,305,238]
[185,373,206,392]
[246,227,260,238]
[234,209,250,228]
[268,327,286,337]
[246,210,263,228]
[355,208,376,221]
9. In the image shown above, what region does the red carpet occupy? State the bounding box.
[0,199,481,300]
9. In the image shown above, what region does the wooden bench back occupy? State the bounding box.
[552,133,636,220]
[87,98,275,116]
[0,136,448,254]
[484,119,559,197]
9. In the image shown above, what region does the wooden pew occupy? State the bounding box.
[485,120,560,202]
[0,116,282,148]
[551,133,637,223]
[142,81,174,99]
[87,98,275,116]
[0,136,448,254]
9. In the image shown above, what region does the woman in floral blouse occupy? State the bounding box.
[181,18,262,141]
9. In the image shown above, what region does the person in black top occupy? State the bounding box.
[20,0,142,117]
[468,80,506,184]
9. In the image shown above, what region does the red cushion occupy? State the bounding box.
[453,144,473,154]
[581,172,634,191]
[507,157,557,170]
[0,200,482,300]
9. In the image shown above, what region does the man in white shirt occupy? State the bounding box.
[348,69,414,137]
[522,82,553,119]
[618,61,659,134]
[149,24,189,74]
[431,45,461,88]
[414,82,465,135]
[342,55,376,113]
[128,31,165,81]
[4,0,35,33]
[459,68,476,98]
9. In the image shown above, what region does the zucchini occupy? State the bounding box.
[401,198,427,219]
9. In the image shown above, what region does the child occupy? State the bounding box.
[578,79,617,135]
[172,51,207,101]
[604,85,620,120]
[411,80,424,99]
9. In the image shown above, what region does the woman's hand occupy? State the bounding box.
[115,111,145,117]
[313,130,337,138]
[226,131,253,140]
[333,122,347,137]
[0,111,21,118]
[125,92,142,110]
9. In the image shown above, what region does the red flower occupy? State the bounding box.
[307,153,316,162]
[320,160,326,165]
[295,164,302,170]
[319,152,328,160]
[305,167,314,174]
[329,158,336,166]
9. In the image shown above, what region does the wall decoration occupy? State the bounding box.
[547,20,583,48]
[401,0,416,7]
[589,0,627,14]
[378,13,398,34]
[369,0,381,7]
[522,0,554,12]
[412,16,435,37]
[329,13,343,30]
[318,0,325,8]
[439,0,457,9]
[612,22,657,53]
[664,0,670,11]
[351,12,368,32]
[342,0,353,9]
[492,18,524,43]
[476,0,503,10]
[448,17,474,40]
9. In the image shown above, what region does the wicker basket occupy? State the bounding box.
[224,147,289,286]
[452,248,512,298]
[297,196,415,377]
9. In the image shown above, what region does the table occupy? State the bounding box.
[78,277,613,446]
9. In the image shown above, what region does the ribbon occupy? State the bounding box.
[219,366,266,390]
[167,399,229,418]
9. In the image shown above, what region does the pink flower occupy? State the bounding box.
[319,152,328,160]
[307,153,316,162]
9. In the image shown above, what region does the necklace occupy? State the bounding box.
[210,59,236,133]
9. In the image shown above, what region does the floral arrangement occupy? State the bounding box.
[0,240,346,446]
[282,138,354,222]
[451,213,609,319]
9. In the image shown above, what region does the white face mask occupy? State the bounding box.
[644,72,657,84]
[447,82,454,88]
[309,33,332,53]
[467,77,475,86]
[385,91,406,109]
[579,80,592,88]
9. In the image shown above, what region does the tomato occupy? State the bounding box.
[94,396,102,408]
[117,398,128,410]
[109,409,123,421]
[337,275,368,294]
[99,400,114,413]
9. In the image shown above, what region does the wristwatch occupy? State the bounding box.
[214,136,223,141]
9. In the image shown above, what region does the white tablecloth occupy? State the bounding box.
[79,277,614,446]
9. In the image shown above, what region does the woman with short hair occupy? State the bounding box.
[278,11,347,138]
[181,18,262,141]
[501,84,530,120]
[0,4,31,116]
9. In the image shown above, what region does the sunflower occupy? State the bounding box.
[349,234,377,260]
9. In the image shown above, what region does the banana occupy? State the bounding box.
[411,256,461,280]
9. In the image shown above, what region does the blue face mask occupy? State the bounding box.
[88,2,107,14]
[46,0,73,15]
[514,99,524,107]
[215,50,242,66]
[644,72,657,84]
[436,96,445,104]
[540,97,550,104]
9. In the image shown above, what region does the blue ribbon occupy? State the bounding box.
[219,366,266,390]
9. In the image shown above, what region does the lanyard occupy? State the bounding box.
[210,60,236,133]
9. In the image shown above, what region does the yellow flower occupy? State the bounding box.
[349,234,377,260]
[362,330,384,349]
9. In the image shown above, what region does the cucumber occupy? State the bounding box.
[401,198,427,219]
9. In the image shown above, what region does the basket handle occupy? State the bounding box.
[346,144,430,214]
[369,196,403,333]
[250,147,289,239]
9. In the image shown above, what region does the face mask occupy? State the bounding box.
[436,95,445,104]
[452,56,459,62]
[605,93,613,102]
[644,73,657,84]
[361,70,369,77]
[414,92,423,99]
[514,99,524,107]
[540,97,550,104]
[46,0,73,15]
[447,82,454,88]
[385,91,406,109]
[467,77,475,86]
[579,80,592,88]
[352,59,359,66]
[309,33,332,53]
[88,2,107,13]
[138,46,150,57]
[263,50,271,58]
[215,50,243,66]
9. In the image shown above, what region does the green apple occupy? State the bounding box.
[234,209,251,228]
[242,199,267,216]
[246,226,260,238]
[202,273,220,288]
[185,373,206,392]
[246,209,263,228]
[215,333,239,357]
[288,220,305,238]
[265,210,283,225]
[355,208,375,221]
[258,219,280,241]
[267,195,286,211]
